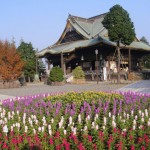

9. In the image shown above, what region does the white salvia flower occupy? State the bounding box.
[11,126,13,131]
[18,123,20,127]
[147,121,150,126]
[133,125,136,130]
[131,110,134,116]
[95,125,99,130]
[59,122,63,128]
[95,114,98,119]
[48,125,51,130]
[119,116,122,119]
[25,126,28,132]
[112,115,115,121]
[127,114,129,119]
[69,116,72,125]
[4,117,7,123]
[109,112,111,117]
[12,111,14,115]
[38,127,41,132]
[51,118,54,123]
[49,129,52,136]
[92,122,95,128]
[139,110,142,115]
[78,114,82,123]
[135,115,138,120]
[64,130,67,135]
[31,115,34,119]
[35,120,38,125]
[3,125,8,134]
[122,119,126,123]
[84,126,87,131]
[122,129,126,132]
[145,109,148,114]
[123,112,126,117]
[41,126,44,132]
[33,129,36,134]
[104,117,107,125]
[17,110,19,115]
[133,119,136,125]
[142,113,144,117]
[102,126,105,130]
[73,128,77,135]
[141,118,144,122]
[145,112,148,117]
[94,114,98,121]
[112,121,116,128]
[139,125,143,129]
[23,120,26,125]
[33,115,36,120]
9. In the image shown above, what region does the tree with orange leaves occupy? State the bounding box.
[0,40,25,82]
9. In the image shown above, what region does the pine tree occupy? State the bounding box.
[102,4,136,83]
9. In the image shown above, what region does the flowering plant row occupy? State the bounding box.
[0,91,150,149]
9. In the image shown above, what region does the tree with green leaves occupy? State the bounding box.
[17,41,36,82]
[140,36,149,45]
[102,4,136,83]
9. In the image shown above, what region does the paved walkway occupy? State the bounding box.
[118,80,150,94]
[0,80,149,101]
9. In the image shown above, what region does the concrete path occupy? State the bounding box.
[117,80,150,94]
[0,80,149,101]
[0,82,126,101]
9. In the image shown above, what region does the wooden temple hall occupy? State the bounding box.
[36,13,150,81]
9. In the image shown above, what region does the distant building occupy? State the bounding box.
[36,13,150,81]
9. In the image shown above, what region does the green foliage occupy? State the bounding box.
[102,4,136,45]
[73,66,85,79]
[17,41,36,78]
[49,67,64,82]
[140,36,149,45]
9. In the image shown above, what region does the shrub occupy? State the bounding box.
[48,67,64,82]
[73,66,85,79]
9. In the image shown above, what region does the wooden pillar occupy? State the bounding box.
[117,42,121,84]
[108,58,111,81]
[64,62,66,76]
[128,49,131,73]
[47,60,50,70]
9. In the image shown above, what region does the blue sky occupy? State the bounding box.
[0,0,150,50]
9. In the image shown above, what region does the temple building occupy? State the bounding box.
[36,13,150,81]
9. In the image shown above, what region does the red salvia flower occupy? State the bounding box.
[99,131,104,141]
[131,145,135,150]
[2,142,9,149]
[88,135,92,142]
[141,146,146,150]
[49,138,54,145]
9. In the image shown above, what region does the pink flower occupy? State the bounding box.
[131,145,135,150]
[99,131,104,141]
[2,142,9,149]
[141,146,146,150]
[49,138,54,145]
[88,135,92,142]
[77,143,86,150]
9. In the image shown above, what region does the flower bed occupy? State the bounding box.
[0,92,150,149]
